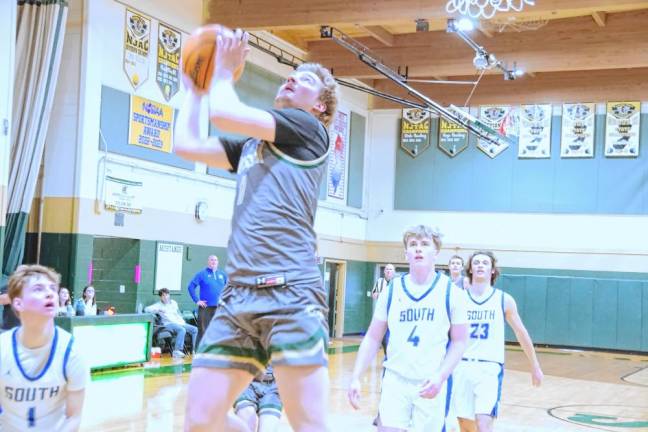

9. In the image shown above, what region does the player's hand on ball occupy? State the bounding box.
[214,28,250,80]
[347,377,362,409]
[419,373,443,399]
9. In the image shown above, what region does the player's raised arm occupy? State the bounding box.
[208,29,276,142]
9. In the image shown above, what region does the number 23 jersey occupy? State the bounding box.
[374,273,468,381]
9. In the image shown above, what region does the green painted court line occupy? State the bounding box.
[93,346,362,380]
[328,344,360,354]
[506,347,571,356]
[92,363,192,381]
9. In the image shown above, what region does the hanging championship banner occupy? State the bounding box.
[605,101,640,157]
[327,108,350,201]
[123,9,151,90]
[518,104,552,158]
[104,175,143,214]
[128,95,174,153]
[478,106,518,158]
[438,108,468,157]
[156,23,181,101]
[561,103,595,158]
[400,108,432,158]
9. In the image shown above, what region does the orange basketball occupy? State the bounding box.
[181,24,245,94]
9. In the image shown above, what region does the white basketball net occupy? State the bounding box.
[446,0,536,19]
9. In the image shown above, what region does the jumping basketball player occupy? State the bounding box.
[1,265,89,431]
[348,225,469,431]
[175,28,339,431]
[452,251,543,432]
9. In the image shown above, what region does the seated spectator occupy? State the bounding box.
[145,288,197,359]
[75,285,97,316]
[234,365,283,432]
[57,287,76,317]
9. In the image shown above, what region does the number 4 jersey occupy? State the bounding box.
[464,288,506,364]
[375,273,468,381]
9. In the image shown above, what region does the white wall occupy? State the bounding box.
[41,0,369,248]
[365,109,648,272]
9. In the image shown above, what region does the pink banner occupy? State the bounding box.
[87,262,93,284]
[134,264,141,284]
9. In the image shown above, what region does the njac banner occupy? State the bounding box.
[400,108,432,158]
[518,104,552,158]
[438,109,468,158]
[123,8,151,90]
[156,22,182,102]
[326,107,350,202]
[605,101,640,158]
[561,103,595,158]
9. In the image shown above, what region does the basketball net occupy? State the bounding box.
[446,0,536,20]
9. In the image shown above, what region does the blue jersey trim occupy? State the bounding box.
[386,279,395,317]
[445,279,452,351]
[12,326,59,382]
[401,272,441,303]
[461,357,504,366]
[500,289,505,315]
[442,374,453,432]
[490,364,505,417]
[466,287,497,306]
[63,335,74,382]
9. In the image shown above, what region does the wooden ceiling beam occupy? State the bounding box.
[362,25,394,46]
[205,0,648,28]
[592,11,607,26]
[370,68,648,108]
[307,10,648,78]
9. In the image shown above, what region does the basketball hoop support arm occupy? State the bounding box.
[319,26,512,147]
[246,30,512,147]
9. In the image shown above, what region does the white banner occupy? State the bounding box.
[326,107,350,202]
[104,175,143,214]
[561,103,595,158]
[605,101,640,158]
[478,106,518,158]
[518,104,552,158]
[123,9,151,90]
[155,243,184,292]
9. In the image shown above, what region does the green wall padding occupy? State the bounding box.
[342,260,374,334]
[395,113,648,214]
[499,274,648,352]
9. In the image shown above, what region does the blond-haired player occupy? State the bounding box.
[0,265,89,431]
[348,225,469,431]
[452,251,543,432]
[175,27,339,432]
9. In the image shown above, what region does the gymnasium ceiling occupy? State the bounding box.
[205,0,648,106]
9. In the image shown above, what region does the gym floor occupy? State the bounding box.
[84,339,648,431]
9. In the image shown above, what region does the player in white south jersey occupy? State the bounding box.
[1,265,89,431]
[348,225,469,431]
[452,251,543,432]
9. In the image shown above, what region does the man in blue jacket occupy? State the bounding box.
[188,255,227,345]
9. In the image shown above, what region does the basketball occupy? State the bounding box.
[181,24,245,94]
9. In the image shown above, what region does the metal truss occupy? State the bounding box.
[247,29,513,148]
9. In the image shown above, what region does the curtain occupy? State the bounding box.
[2,0,68,277]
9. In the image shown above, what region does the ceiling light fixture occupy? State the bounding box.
[446,0,536,20]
